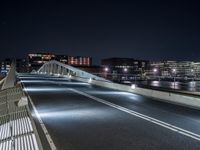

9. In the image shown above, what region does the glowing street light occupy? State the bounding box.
[172,68,177,89]
[153,68,158,73]
[104,67,109,72]
[172,68,176,73]
[124,68,128,72]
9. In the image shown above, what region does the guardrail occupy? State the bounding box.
[0,86,43,150]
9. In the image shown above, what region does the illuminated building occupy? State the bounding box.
[101,58,150,82]
[28,53,56,72]
[0,58,27,76]
[28,53,92,72]
[68,56,92,66]
[55,55,68,64]
[150,61,200,77]
[0,59,11,76]
[55,55,92,66]
[101,58,149,74]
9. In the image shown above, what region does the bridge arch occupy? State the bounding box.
[37,60,109,82]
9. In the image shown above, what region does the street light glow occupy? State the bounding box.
[104,67,109,72]
[172,68,176,73]
[153,68,157,73]
[124,68,128,72]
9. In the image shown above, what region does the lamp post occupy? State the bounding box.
[172,68,176,89]
[104,67,109,72]
[153,68,157,73]
[123,68,128,80]
[153,68,158,80]
[191,69,195,88]
[104,67,109,79]
[191,69,194,81]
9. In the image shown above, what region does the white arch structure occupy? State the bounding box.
[37,60,109,82]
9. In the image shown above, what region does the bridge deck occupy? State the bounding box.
[19,73,200,150]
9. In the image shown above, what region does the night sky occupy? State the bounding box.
[0,0,200,64]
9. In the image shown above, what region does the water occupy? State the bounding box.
[135,80,200,92]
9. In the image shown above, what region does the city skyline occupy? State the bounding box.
[1,1,200,64]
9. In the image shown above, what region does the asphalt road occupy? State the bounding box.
[18,73,200,150]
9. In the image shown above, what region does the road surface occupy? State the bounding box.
[18,73,200,150]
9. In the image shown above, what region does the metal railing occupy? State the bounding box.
[0,86,43,150]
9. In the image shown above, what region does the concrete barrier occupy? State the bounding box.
[71,76,200,110]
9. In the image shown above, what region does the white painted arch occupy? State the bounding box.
[37,60,110,82]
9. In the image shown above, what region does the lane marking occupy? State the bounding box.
[70,88,200,142]
[22,83,57,150]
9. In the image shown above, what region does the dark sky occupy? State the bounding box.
[0,0,200,64]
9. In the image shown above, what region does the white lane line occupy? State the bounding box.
[22,85,57,150]
[70,88,200,142]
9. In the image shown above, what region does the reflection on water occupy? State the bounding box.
[137,81,200,92]
[151,81,160,86]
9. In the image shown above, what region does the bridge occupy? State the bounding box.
[1,60,200,150]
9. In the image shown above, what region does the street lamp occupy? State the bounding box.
[172,68,176,73]
[123,68,128,80]
[153,68,158,73]
[153,68,158,80]
[172,68,176,89]
[124,68,128,72]
[103,67,109,79]
[104,67,109,72]
[191,69,195,83]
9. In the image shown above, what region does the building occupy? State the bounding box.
[16,59,28,73]
[101,57,149,74]
[150,61,200,77]
[0,58,27,76]
[55,55,68,64]
[28,53,92,72]
[0,58,12,76]
[55,55,92,66]
[68,56,92,66]
[27,53,56,72]
[101,57,150,81]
